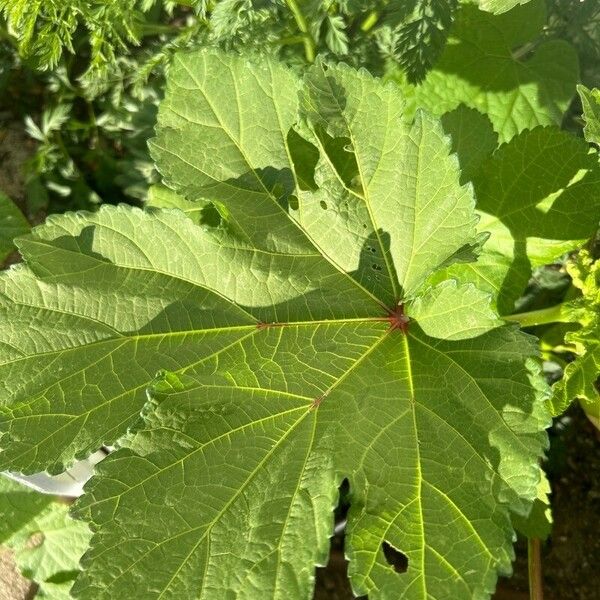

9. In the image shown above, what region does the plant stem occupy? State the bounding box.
[528,537,544,600]
[503,303,572,327]
[285,0,316,63]
[361,10,379,32]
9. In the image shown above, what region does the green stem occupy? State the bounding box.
[285,0,316,63]
[504,303,571,327]
[528,537,544,600]
[361,10,379,32]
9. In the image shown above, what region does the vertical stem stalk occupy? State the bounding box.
[285,0,316,63]
[528,537,544,600]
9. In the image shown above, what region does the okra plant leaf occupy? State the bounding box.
[434,124,600,315]
[0,191,29,264]
[147,184,204,225]
[440,106,498,185]
[401,0,578,142]
[0,51,550,599]
[0,475,91,598]
[551,251,600,426]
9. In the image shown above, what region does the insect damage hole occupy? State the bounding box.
[382,540,409,574]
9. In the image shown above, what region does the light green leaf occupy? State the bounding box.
[147,184,205,224]
[511,472,552,540]
[435,127,600,315]
[551,251,600,424]
[0,475,91,598]
[301,64,478,299]
[401,1,578,142]
[578,84,600,146]
[0,192,29,264]
[477,0,535,14]
[407,280,501,340]
[0,51,549,599]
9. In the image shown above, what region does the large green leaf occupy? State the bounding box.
[435,122,600,315]
[0,475,91,598]
[0,52,549,599]
[0,192,29,264]
[400,1,578,142]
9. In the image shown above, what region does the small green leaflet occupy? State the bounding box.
[398,0,578,142]
[435,113,600,315]
[0,191,29,264]
[0,51,549,599]
[0,475,91,599]
[578,84,600,146]
[551,251,600,427]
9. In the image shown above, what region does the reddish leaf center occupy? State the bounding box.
[388,303,409,333]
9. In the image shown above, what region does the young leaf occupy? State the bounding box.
[0,475,91,598]
[551,251,600,426]
[0,52,549,599]
[0,192,29,264]
[434,126,600,315]
[401,0,578,142]
[578,84,600,146]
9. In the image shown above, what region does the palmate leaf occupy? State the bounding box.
[400,0,578,143]
[0,51,549,599]
[436,110,600,315]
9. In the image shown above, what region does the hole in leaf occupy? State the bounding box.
[288,195,299,211]
[371,263,382,271]
[314,479,367,599]
[382,541,409,573]
[319,200,328,210]
[199,203,223,227]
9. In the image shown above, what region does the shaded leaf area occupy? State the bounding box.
[398,0,578,142]
[0,475,90,599]
[435,106,600,315]
[0,51,549,599]
[0,192,29,265]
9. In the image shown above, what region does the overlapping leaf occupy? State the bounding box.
[436,111,600,315]
[0,475,90,598]
[0,51,549,599]
[400,0,578,142]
